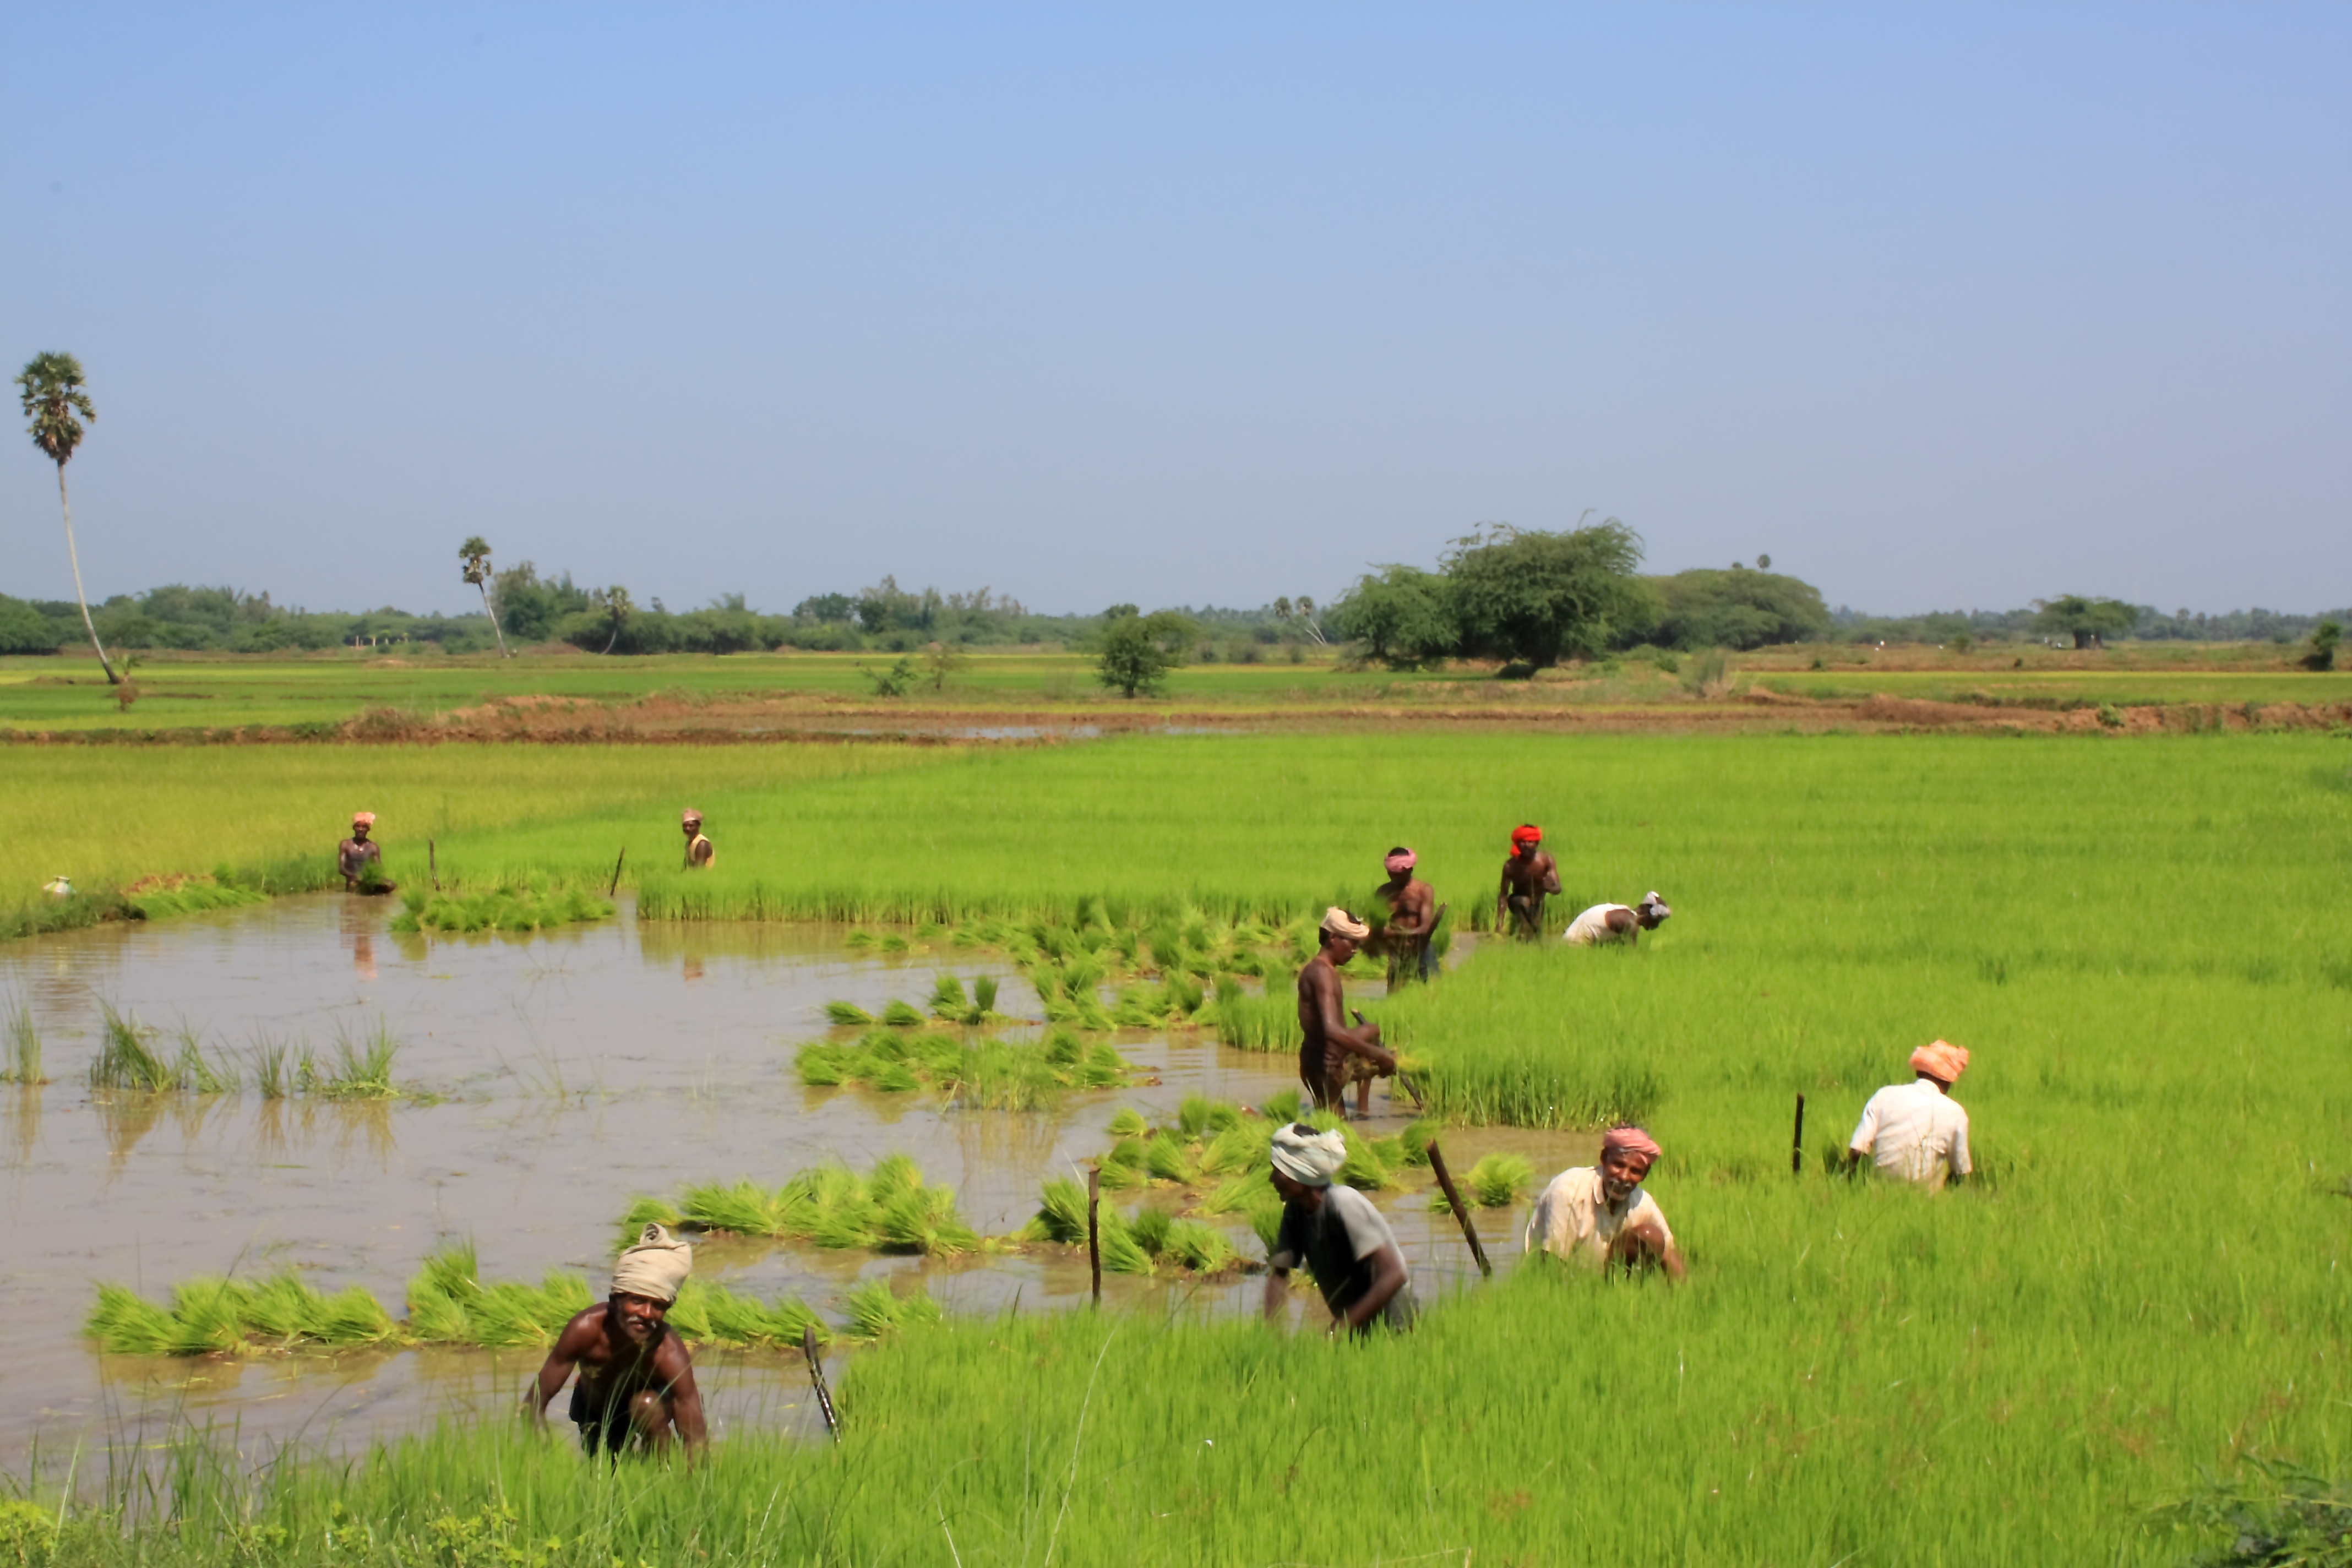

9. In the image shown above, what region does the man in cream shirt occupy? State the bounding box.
[1562,891,1671,946]
[1525,1125,1687,1280]
[1847,1041,1973,1190]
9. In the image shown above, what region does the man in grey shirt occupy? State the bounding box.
[1262,1123,1416,1335]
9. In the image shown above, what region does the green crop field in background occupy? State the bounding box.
[5,729,2349,1563]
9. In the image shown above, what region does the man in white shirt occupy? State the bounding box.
[1525,1125,1687,1279]
[1562,891,1672,946]
[1847,1041,1973,1190]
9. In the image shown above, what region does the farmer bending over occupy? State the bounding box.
[1847,1041,1973,1190]
[1562,891,1672,947]
[1495,825,1560,940]
[1526,1126,1687,1280]
[1375,846,1439,986]
[338,813,383,892]
[1264,1123,1416,1335]
[680,809,715,868]
[1297,907,1396,1119]
[527,1223,707,1458]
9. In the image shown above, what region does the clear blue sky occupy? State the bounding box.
[3,3,2345,618]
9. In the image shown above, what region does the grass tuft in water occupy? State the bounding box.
[2,997,43,1085]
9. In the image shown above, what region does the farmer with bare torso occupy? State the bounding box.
[1297,907,1396,1119]
[1375,847,1439,987]
[527,1224,707,1459]
[680,809,715,868]
[337,813,383,892]
[1496,824,1560,939]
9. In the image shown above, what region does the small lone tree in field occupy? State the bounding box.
[2305,619,2342,672]
[15,352,119,683]
[459,536,509,657]
[1095,606,1194,698]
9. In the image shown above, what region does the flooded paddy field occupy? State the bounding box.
[0,895,1577,1465]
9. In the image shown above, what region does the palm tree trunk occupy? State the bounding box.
[56,464,119,684]
[477,582,510,657]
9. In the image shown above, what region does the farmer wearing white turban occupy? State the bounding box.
[1264,1123,1415,1334]
[527,1224,707,1458]
[1298,907,1396,1119]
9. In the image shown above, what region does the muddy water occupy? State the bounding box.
[0,896,1589,1466]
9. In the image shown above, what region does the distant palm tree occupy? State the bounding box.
[459,536,509,657]
[14,352,120,683]
[598,585,634,654]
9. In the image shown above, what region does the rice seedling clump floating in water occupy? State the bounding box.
[391,884,615,936]
[623,1155,982,1256]
[796,1026,1130,1108]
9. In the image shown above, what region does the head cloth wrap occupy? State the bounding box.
[1638,891,1672,920]
[1384,849,1417,875]
[1601,1125,1663,1163]
[682,808,703,826]
[1320,907,1370,941]
[1270,1123,1350,1187]
[612,1222,694,1304]
[1511,824,1543,851]
[1909,1040,1970,1084]
[352,812,376,829]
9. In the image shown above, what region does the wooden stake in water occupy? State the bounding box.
[607,846,626,897]
[1791,1092,1807,1176]
[428,838,439,892]
[1424,1139,1493,1278]
[1087,1166,1102,1306]
[802,1323,839,1440]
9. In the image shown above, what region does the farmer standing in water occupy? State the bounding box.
[1495,824,1560,939]
[528,1223,707,1458]
[1297,907,1396,1118]
[680,809,715,868]
[337,812,383,891]
[1375,846,1439,986]
[1263,1123,1415,1335]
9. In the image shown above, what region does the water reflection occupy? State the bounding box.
[8,1085,39,1165]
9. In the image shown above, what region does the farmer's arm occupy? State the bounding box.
[1313,977,1391,1071]
[525,1311,599,1424]
[1540,855,1561,896]
[1341,1243,1407,1331]
[657,1339,708,1452]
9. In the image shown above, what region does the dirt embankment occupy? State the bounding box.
[4,691,2346,745]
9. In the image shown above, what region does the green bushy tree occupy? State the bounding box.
[2305,619,2341,672]
[2033,594,2139,649]
[1095,607,1195,698]
[1650,568,1832,651]
[1327,565,1459,668]
[1445,521,1654,668]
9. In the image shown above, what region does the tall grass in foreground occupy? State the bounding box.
[2,996,42,1084]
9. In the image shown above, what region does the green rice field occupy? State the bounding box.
[3,727,2348,1563]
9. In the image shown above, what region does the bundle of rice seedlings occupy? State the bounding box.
[1260,1088,1304,1122]
[972,974,1000,1014]
[665,1281,830,1351]
[873,1185,980,1256]
[1161,1220,1239,1274]
[928,975,968,1017]
[845,1278,943,1340]
[843,929,878,949]
[1106,1107,1150,1137]
[1128,1206,1174,1257]
[170,1025,235,1095]
[676,1179,798,1237]
[823,1001,874,1026]
[1096,1211,1153,1275]
[310,1023,399,1100]
[796,1043,851,1086]
[1468,1152,1537,1208]
[879,1000,925,1028]
[3,998,44,1085]
[86,1272,396,1357]
[1020,1177,1091,1244]
[1097,1139,1151,1191]
[1396,1119,1440,1166]
[1198,1121,1276,1178]
[89,1005,172,1092]
[1178,1093,1244,1139]
[1143,1131,1197,1184]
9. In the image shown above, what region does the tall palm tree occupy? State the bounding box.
[459,536,509,657]
[598,585,634,654]
[15,352,120,683]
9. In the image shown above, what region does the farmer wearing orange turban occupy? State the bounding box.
[1495,824,1560,940]
[1297,908,1396,1119]
[1374,846,1440,988]
[337,812,385,892]
[528,1224,707,1458]
[1526,1125,1686,1279]
[1847,1042,1974,1190]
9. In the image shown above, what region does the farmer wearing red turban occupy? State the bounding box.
[1374,846,1440,989]
[1495,824,1560,940]
[1526,1125,1686,1279]
[1847,1042,1974,1190]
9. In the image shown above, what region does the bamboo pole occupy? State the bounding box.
[1790,1092,1807,1176]
[1424,1139,1492,1278]
[1087,1166,1102,1306]
[802,1324,839,1440]
[428,838,439,892]
[607,846,627,897]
